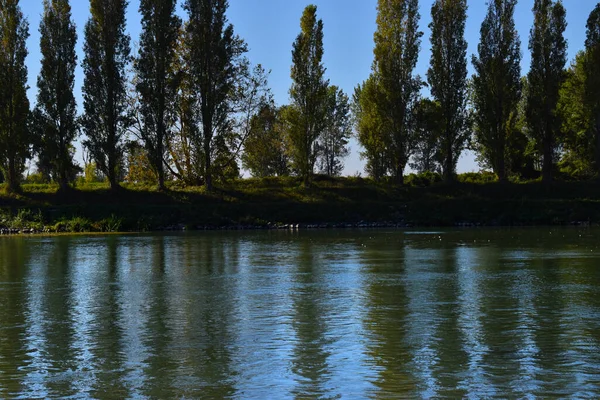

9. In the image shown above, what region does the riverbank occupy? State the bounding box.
[1,176,600,234]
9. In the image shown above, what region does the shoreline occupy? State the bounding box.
[2,178,600,236]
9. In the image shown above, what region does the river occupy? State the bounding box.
[1,229,599,398]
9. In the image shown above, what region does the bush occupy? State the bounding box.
[405,171,442,187]
[457,171,498,184]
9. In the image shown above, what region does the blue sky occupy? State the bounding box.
[22,0,599,176]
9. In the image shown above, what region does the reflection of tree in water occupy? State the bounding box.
[141,235,179,399]
[530,256,577,396]
[30,237,79,397]
[86,236,129,398]
[360,239,417,397]
[0,238,30,397]
[290,239,334,399]
[162,234,240,398]
[415,246,468,398]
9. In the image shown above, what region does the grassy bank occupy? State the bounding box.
[1,175,600,233]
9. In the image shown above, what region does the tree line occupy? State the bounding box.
[0,0,599,193]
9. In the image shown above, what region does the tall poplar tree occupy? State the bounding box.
[353,76,388,180]
[135,0,181,190]
[81,0,131,190]
[287,4,329,183]
[585,4,600,176]
[0,0,30,193]
[372,0,422,184]
[34,0,78,191]
[318,85,351,177]
[427,0,469,183]
[526,0,567,183]
[184,0,247,191]
[471,0,521,182]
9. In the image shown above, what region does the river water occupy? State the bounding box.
[1,229,599,398]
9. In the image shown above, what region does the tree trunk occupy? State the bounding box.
[157,129,166,191]
[204,138,212,192]
[595,116,600,177]
[497,151,507,183]
[541,120,554,183]
[542,137,553,183]
[6,158,21,194]
[443,137,454,183]
[108,173,119,191]
[58,170,69,192]
[395,163,405,186]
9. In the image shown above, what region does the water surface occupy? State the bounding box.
[1,229,599,398]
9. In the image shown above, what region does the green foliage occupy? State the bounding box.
[411,98,443,174]
[526,0,567,182]
[471,0,522,182]
[134,0,181,190]
[124,141,157,184]
[353,76,388,180]
[404,171,442,187]
[558,52,594,179]
[0,0,30,193]
[317,86,351,177]
[585,4,600,174]
[33,0,78,191]
[371,0,422,183]
[457,171,498,184]
[427,0,469,182]
[183,0,248,190]
[242,104,289,177]
[287,5,329,183]
[24,172,50,185]
[66,216,92,232]
[81,0,131,190]
[96,214,122,232]
[81,162,104,184]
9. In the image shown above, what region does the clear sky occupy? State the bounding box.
[22,0,599,176]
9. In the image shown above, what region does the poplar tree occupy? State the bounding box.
[372,0,422,184]
[0,0,30,193]
[471,0,521,182]
[353,76,388,180]
[526,0,567,183]
[34,0,78,191]
[81,0,131,190]
[183,0,247,191]
[242,104,289,178]
[287,4,329,183]
[135,0,181,190]
[585,4,600,176]
[427,0,469,183]
[318,86,351,177]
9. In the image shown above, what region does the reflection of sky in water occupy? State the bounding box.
[0,229,600,398]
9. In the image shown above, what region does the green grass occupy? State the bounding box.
[2,174,600,233]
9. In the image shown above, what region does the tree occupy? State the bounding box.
[81,0,131,190]
[167,25,202,185]
[287,4,329,184]
[242,104,289,178]
[33,0,78,191]
[411,98,443,174]
[134,0,181,190]
[0,0,30,193]
[585,4,600,176]
[558,52,594,178]
[471,0,521,182]
[526,0,567,183]
[183,0,248,191]
[427,0,469,183]
[353,76,388,180]
[372,0,422,184]
[317,86,351,176]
